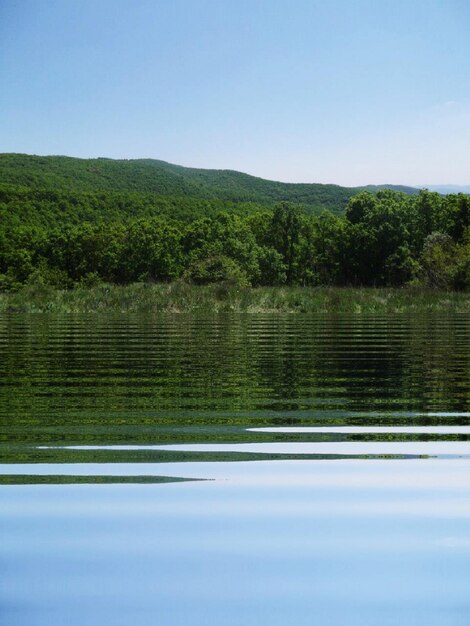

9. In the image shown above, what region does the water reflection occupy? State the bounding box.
[1,314,470,625]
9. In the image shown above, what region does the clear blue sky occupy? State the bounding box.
[1,0,469,186]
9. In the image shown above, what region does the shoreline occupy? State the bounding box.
[1,283,469,314]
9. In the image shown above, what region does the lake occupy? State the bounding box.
[1,313,470,625]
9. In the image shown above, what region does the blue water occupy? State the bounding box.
[1,314,470,625]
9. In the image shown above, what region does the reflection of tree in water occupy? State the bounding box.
[1,315,469,467]
[250,317,408,416]
[403,315,470,416]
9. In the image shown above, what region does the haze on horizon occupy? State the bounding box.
[1,0,469,188]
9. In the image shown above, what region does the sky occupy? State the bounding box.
[1,0,469,186]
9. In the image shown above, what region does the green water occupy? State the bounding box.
[1,314,470,625]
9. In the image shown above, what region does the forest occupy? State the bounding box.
[0,153,416,212]
[0,155,469,291]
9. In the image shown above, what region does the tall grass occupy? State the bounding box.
[1,282,469,314]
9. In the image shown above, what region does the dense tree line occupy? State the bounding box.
[1,188,469,290]
[0,183,265,227]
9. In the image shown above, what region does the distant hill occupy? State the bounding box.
[0,153,418,216]
[364,184,421,194]
[426,184,470,195]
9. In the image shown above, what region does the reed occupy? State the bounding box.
[1,282,469,314]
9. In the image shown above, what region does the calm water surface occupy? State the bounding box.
[1,314,470,625]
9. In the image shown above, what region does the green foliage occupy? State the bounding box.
[345,190,428,286]
[183,213,261,285]
[418,232,455,289]
[256,246,286,286]
[0,153,469,291]
[267,203,304,284]
[184,255,250,288]
[418,232,470,290]
[303,212,346,286]
[446,194,470,242]
[345,191,377,224]
[0,153,417,217]
[122,218,183,282]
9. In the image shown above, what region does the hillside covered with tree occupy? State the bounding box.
[0,153,468,292]
[0,153,417,217]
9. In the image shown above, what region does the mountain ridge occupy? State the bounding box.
[0,153,418,214]
[426,184,470,195]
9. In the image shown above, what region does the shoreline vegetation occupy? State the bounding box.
[1,283,469,314]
